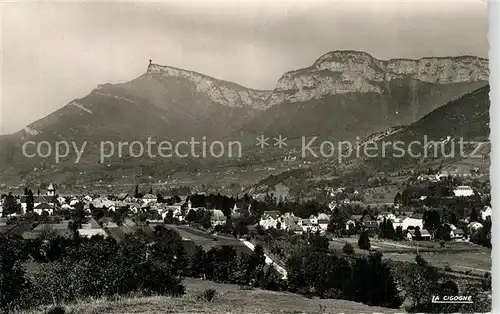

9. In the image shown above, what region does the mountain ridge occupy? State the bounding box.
[268,50,488,107]
[0,50,490,186]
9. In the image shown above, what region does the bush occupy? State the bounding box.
[46,306,67,314]
[481,272,491,291]
[358,231,371,250]
[439,240,445,248]
[198,289,217,302]
[342,243,355,254]
[0,235,30,312]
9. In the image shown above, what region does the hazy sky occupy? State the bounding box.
[1,0,488,135]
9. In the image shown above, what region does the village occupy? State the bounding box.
[0,168,492,250]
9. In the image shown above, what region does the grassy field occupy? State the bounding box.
[165,224,252,255]
[20,278,402,314]
[329,237,491,277]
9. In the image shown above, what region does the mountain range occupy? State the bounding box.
[251,84,491,195]
[0,50,490,186]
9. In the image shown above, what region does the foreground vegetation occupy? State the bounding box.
[18,278,397,314]
[0,223,491,314]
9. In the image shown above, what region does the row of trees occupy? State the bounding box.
[0,226,186,312]
[286,244,402,308]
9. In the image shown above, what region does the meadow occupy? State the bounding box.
[19,278,400,314]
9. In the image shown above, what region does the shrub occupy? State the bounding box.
[198,289,217,302]
[342,243,355,254]
[439,240,445,248]
[0,235,30,312]
[358,231,371,250]
[46,306,67,314]
[481,272,491,291]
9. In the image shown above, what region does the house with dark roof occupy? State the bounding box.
[142,194,157,205]
[20,195,57,213]
[259,211,281,230]
[210,209,226,226]
[34,203,54,215]
[406,228,432,241]
[363,220,379,236]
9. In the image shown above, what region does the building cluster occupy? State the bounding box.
[259,211,330,234]
[1,183,233,232]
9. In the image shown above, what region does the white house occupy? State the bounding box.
[328,200,337,211]
[406,228,432,241]
[402,215,423,231]
[281,213,303,234]
[61,204,73,210]
[69,198,80,207]
[142,194,157,206]
[317,213,330,231]
[391,217,403,230]
[345,220,356,231]
[481,206,492,221]
[377,212,396,222]
[91,197,115,211]
[259,211,280,229]
[308,215,318,225]
[445,224,465,239]
[210,209,227,226]
[34,203,54,215]
[20,195,57,214]
[299,218,320,233]
[453,186,475,197]
[467,221,483,233]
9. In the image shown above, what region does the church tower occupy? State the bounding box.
[47,183,55,197]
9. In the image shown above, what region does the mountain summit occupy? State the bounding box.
[146,62,272,111]
[268,51,488,107]
[243,50,488,140]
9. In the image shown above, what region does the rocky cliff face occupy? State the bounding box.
[268,51,488,106]
[146,64,272,110]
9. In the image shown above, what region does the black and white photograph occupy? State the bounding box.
[0,1,494,313]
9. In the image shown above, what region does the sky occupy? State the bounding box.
[0,0,489,135]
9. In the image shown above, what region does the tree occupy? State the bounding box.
[342,243,354,254]
[438,224,452,241]
[0,235,30,311]
[469,207,480,222]
[423,210,440,236]
[157,193,165,203]
[355,252,403,308]
[393,192,402,206]
[401,256,441,311]
[2,193,19,217]
[26,190,35,213]
[395,226,404,240]
[185,210,197,224]
[134,184,141,198]
[189,246,206,278]
[414,226,422,241]
[327,207,348,236]
[163,210,174,224]
[310,234,329,252]
[481,272,491,291]
[252,244,266,267]
[358,231,371,250]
